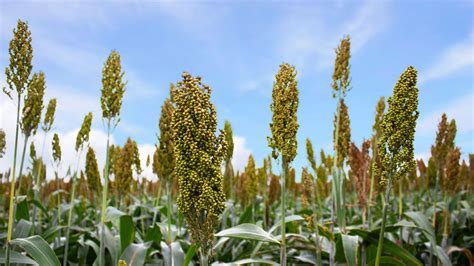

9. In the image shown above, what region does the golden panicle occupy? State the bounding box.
[21,72,46,137]
[75,112,92,152]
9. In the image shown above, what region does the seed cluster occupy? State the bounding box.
[333,99,351,167]
[4,20,33,98]
[100,50,126,121]
[377,66,419,186]
[171,72,227,256]
[21,72,45,137]
[244,155,258,204]
[52,133,61,163]
[444,147,461,195]
[75,112,92,152]
[349,140,371,206]
[42,98,57,132]
[85,146,101,195]
[306,138,317,172]
[156,98,175,182]
[331,36,351,98]
[268,63,299,163]
[0,130,5,158]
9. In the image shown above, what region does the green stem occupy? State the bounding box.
[167,179,173,266]
[63,149,83,266]
[280,157,287,266]
[15,135,29,197]
[6,94,22,266]
[99,121,111,266]
[441,193,449,248]
[311,176,322,265]
[31,131,48,233]
[375,176,393,266]
[199,249,209,266]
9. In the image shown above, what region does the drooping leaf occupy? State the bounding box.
[10,235,61,266]
[215,223,280,244]
[120,242,151,266]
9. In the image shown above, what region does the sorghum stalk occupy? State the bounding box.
[99,50,126,266]
[52,133,62,226]
[374,66,419,266]
[268,63,299,266]
[4,21,33,264]
[64,112,92,266]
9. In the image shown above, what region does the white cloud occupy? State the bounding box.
[419,32,474,84]
[279,0,387,72]
[417,92,474,136]
[232,136,252,172]
[137,143,156,181]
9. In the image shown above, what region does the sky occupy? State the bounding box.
[0,0,473,181]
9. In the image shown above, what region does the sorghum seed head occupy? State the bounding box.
[268,63,299,163]
[21,72,46,137]
[42,98,56,132]
[4,19,33,99]
[0,130,5,158]
[75,112,92,152]
[331,35,351,98]
[52,133,61,163]
[334,98,351,167]
[85,146,101,195]
[100,50,126,121]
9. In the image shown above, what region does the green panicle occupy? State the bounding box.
[52,133,61,163]
[244,154,258,204]
[75,112,92,152]
[21,72,46,137]
[333,98,351,167]
[171,72,227,257]
[331,35,351,98]
[29,141,36,161]
[268,63,299,163]
[306,138,317,172]
[157,98,175,182]
[4,19,33,99]
[100,50,126,121]
[85,146,101,195]
[377,66,419,187]
[42,98,57,132]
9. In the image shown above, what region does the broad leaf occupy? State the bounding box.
[215,223,280,244]
[10,235,60,266]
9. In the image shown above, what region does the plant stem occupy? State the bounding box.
[31,131,48,233]
[375,176,393,266]
[63,149,83,266]
[280,157,287,266]
[199,249,209,266]
[99,121,111,266]
[167,179,173,266]
[6,94,22,266]
[441,193,449,248]
[15,135,29,197]
[311,177,322,265]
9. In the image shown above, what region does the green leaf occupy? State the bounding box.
[144,225,162,246]
[215,223,280,244]
[214,258,279,265]
[238,204,253,224]
[13,219,32,239]
[341,234,359,266]
[119,215,135,253]
[183,244,197,266]
[368,256,405,266]
[0,250,38,265]
[16,197,30,221]
[10,235,60,266]
[268,215,304,234]
[120,242,151,266]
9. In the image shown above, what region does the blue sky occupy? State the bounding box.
[0,0,473,179]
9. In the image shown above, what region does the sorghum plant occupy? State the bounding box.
[374,66,419,266]
[369,96,385,225]
[348,140,370,224]
[64,112,92,266]
[171,72,227,265]
[223,121,234,201]
[156,97,175,251]
[442,146,460,248]
[99,50,126,266]
[52,133,62,225]
[244,155,258,221]
[268,63,299,266]
[331,36,352,241]
[3,22,33,262]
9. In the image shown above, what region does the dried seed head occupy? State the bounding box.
[171,72,226,255]
[244,154,258,203]
[75,112,92,152]
[333,99,351,167]
[331,36,351,98]
[377,66,419,187]
[85,146,101,195]
[444,147,461,195]
[0,130,5,158]
[301,167,313,209]
[268,63,299,163]
[268,173,281,205]
[4,20,33,99]
[306,138,317,172]
[42,98,56,132]
[100,50,126,121]
[349,140,371,206]
[157,98,175,182]
[21,72,46,137]
[52,133,61,163]
[224,120,234,161]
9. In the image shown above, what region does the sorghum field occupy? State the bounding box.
[0,17,473,266]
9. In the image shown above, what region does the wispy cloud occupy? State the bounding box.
[419,32,474,84]
[417,91,474,136]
